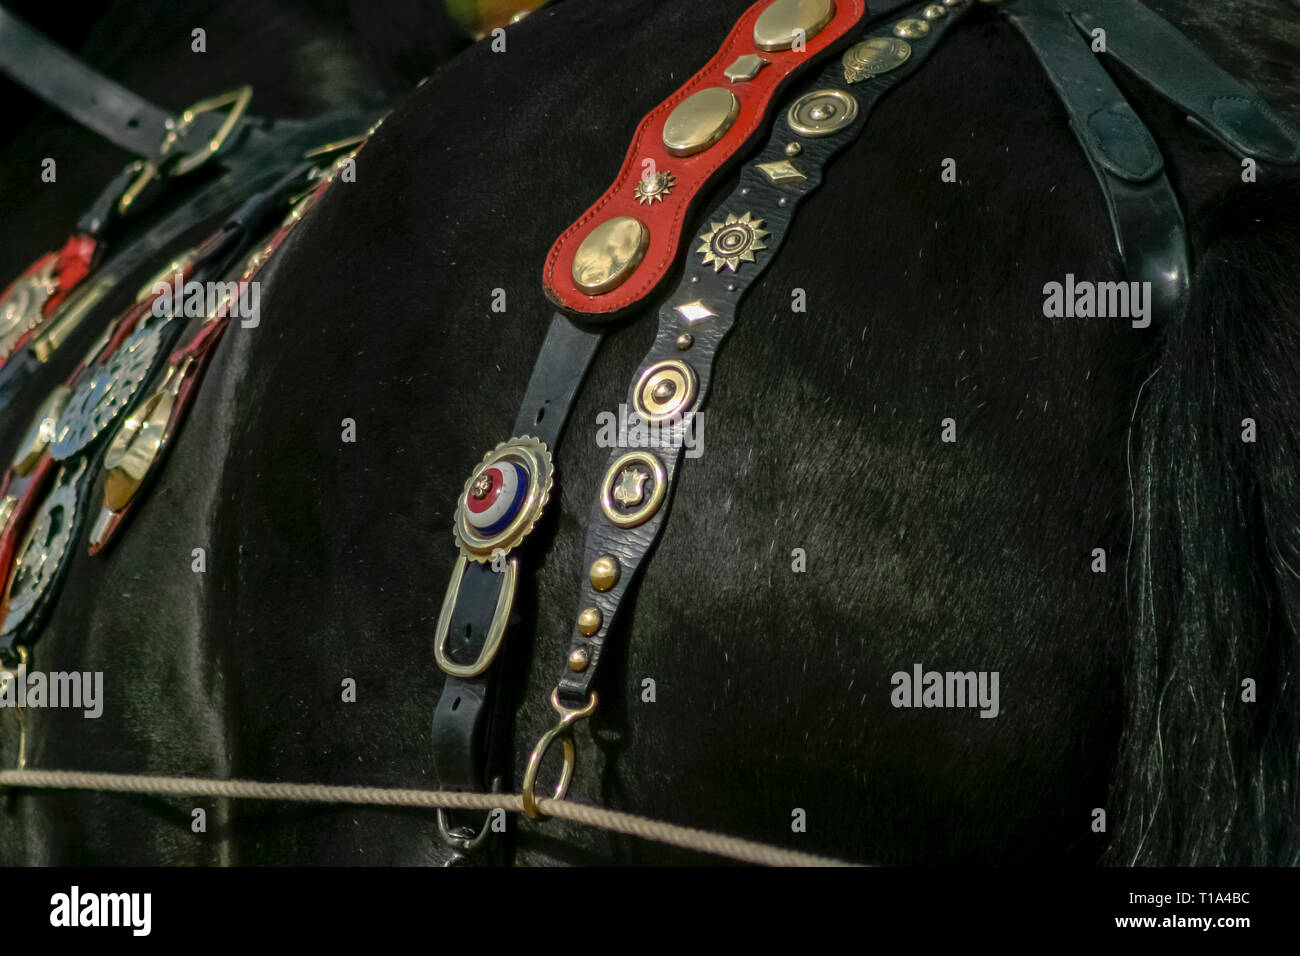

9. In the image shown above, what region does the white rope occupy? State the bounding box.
[0,768,859,868]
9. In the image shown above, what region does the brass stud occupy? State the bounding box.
[578,607,602,636]
[785,142,802,157]
[676,333,694,350]
[572,216,650,294]
[662,87,740,157]
[753,0,835,51]
[922,4,947,17]
[568,648,590,672]
[894,18,931,38]
[724,53,768,83]
[590,555,620,591]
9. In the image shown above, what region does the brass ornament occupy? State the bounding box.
[1,459,86,637]
[453,436,554,562]
[785,142,803,156]
[724,53,769,83]
[633,359,699,423]
[0,262,58,359]
[633,170,676,205]
[0,495,16,534]
[134,249,197,303]
[662,87,740,157]
[11,385,71,477]
[571,216,650,294]
[674,300,715,324]
[676,333,694,350]
[697,212,770,272]
[893,18,931,38]
[51,320,164,461]
[842,37,912,83]
[568,647,590,671]
[756,159,807,184]
[753,0,836,52]
[922,3,948,17]
[100,372,182,514]
[787,88,859,137]
[601,451,667,529]
[577,608,602,637]
[589,555,621,592]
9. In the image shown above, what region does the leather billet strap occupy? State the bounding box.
[543,0,869,320]
[537,0,972,757]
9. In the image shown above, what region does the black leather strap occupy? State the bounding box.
[0,7,231,159]
[429,312,598,854]
[1007,1,1187,327]
[554,1,972,706]
[1068,0,1300,165]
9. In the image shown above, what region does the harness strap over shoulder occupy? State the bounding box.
[1069,0,1300,165]
[1007,1,1188,328]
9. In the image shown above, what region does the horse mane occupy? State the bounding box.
[1113,171,1300,864]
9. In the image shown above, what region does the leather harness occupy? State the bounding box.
[428,0,1300,863]
[1,0,1298,865]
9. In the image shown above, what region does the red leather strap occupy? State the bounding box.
[543,0,866,319]
[45,234,97,316]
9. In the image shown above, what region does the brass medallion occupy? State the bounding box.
[697,212,770,272]
[662,87,740,157]
[842,37,912,83]
[571,217,650,294]
[11,386,71,477]
[453,436,554,562]
[753,0,836,52]
[600,452,667,530]
[633,359,699,423]
[1,459,86,637]
[787,88,859,137]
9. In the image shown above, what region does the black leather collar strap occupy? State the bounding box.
[522,0,973,815]
[1005,2,1188,327]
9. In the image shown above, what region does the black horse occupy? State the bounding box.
[2,0,1298,866]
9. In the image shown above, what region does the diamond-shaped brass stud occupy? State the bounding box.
[724,53,769,83]
[756,159,807,184]
[675,300,716,323]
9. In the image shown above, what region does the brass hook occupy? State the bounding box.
[521,688,597,820]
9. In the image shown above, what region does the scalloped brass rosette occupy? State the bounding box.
[453,435,554,562]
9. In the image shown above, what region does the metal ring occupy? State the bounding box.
[521,689,598,820]
[436,776,502,856]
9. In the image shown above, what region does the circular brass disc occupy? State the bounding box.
[753,0,836,52]
[572,217,650,295]
[787,88,859,138]
[633,359,699,423]
[662,87,740,157]
[600,451,667,530]
[841,37,912,83]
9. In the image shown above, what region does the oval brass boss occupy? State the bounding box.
[662,87,740,157]
[571,216,651,294]
[753,0,836,52]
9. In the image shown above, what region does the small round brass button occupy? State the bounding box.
[590,555,620,592]
[568,648,590,672]
[662,87,740,157]
[787,89,859,138]
[572,217,650,295]
[753,0,836,52]
[577,607,602,636]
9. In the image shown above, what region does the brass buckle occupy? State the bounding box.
[118,86,254,214]
[433,554,517,679]
[521,689,599,820]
